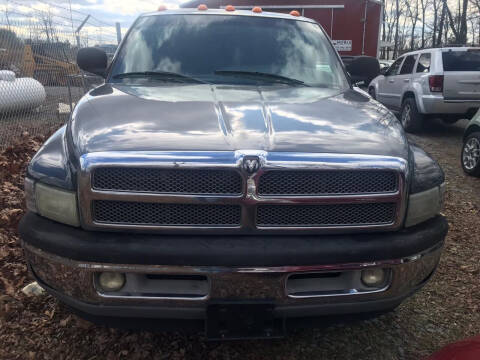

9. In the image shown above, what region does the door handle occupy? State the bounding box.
[404,79,410,83]
[388,79,395,83]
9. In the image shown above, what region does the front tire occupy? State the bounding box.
[462,132,480,177]
[400,97,423,133]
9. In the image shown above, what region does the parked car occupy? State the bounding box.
[379,59,394,70]
[19,8,448,339]
[461,109,480,176]
[341,55,380,87]
[369,47,480,133]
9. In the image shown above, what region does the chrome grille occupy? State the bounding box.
[79,152,407,233]
[257,203,397,227]
[258,170,398,196]
[93,201,241,226]
[93,168,242,195]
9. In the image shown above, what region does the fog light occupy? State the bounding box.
[361,268,386,287]
[98,272,125,292]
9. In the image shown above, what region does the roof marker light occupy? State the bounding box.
[157,5,167,11]
[290,10,300,16]
[252,6,262,13]
[225,4,235,11]
[197,4,208,10]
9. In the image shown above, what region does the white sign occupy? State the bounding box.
[332,40,352,52]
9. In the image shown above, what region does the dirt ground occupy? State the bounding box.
[0,119,479,360]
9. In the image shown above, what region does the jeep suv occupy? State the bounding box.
[19,9,447,339]
[369,47,480,132]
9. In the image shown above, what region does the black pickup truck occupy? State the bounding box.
[19,8,447,339]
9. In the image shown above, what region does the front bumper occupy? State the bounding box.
[19,213,447,321]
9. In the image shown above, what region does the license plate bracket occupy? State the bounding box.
[206,301,285,340]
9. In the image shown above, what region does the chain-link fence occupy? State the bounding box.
[0,0,119,148]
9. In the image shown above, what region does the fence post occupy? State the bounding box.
[116,22,122,45]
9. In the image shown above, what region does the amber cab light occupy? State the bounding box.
[290,10,300,16]
[198,4,208,10]
[429,75,444,92]
[157,4,167,11]
[252,6,262,13]
[225,4,235,11]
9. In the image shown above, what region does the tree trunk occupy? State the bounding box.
[393,0,400,57]
[421,4,426,48]
[437,2,445,46]
[432,0,438,46]
[459,0,468,44]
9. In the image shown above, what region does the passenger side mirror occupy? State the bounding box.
[380,67,388,76]
[77,47,108,78]
[345,56,381,86]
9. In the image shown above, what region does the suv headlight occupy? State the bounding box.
[25,178,80,227]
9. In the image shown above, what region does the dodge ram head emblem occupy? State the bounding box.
[243,156,260,174]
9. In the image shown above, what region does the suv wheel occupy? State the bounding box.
[462,132,480,177]
[368,87,376,99]
[400,98,423,133]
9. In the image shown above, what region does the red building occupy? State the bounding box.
[181,0,382,57]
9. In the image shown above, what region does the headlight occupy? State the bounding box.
[25,179,80,227]
[405,183,445,227]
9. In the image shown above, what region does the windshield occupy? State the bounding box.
[109,14,349,89]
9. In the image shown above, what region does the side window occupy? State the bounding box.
[400,54,418,74]
[416,53,431,73]
[386,57,403,76]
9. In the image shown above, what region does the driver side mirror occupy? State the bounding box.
[77,47,108,78]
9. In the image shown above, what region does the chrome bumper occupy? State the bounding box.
[24,242,442,319]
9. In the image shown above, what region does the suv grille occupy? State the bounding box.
[257,203,396,227]
[93,201,241,226]
[258,170,397,196]
[93,168,242,195]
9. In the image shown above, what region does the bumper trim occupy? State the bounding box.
[24,239,443,275]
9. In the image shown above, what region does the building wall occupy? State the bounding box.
[181,0,382,57]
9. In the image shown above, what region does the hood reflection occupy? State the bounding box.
[70,84,408,159]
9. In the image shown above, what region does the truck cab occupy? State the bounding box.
[20,8,447,339]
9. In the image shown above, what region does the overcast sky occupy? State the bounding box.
[0,0,193,44]
[68,0,187,27]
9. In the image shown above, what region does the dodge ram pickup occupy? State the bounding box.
[19,8,448,339]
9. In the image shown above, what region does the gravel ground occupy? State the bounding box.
[0,119,479,360]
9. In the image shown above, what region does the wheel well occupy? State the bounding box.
[464,124,480,141]
[402,91,415,104]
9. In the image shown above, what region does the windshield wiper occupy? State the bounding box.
[214,70,309,86]
[112,71,207,84]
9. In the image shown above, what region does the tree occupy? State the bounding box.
[443,0,469,44]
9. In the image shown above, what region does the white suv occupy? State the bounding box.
[369,47,480,132]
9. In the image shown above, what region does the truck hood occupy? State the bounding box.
[70,83,409,159]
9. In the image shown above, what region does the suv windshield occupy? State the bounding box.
[110,14,349,89]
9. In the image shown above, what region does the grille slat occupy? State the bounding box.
[93,168,242,195]
[93,201,241,226]
[258,170,398,196]
[257,203,396,227]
